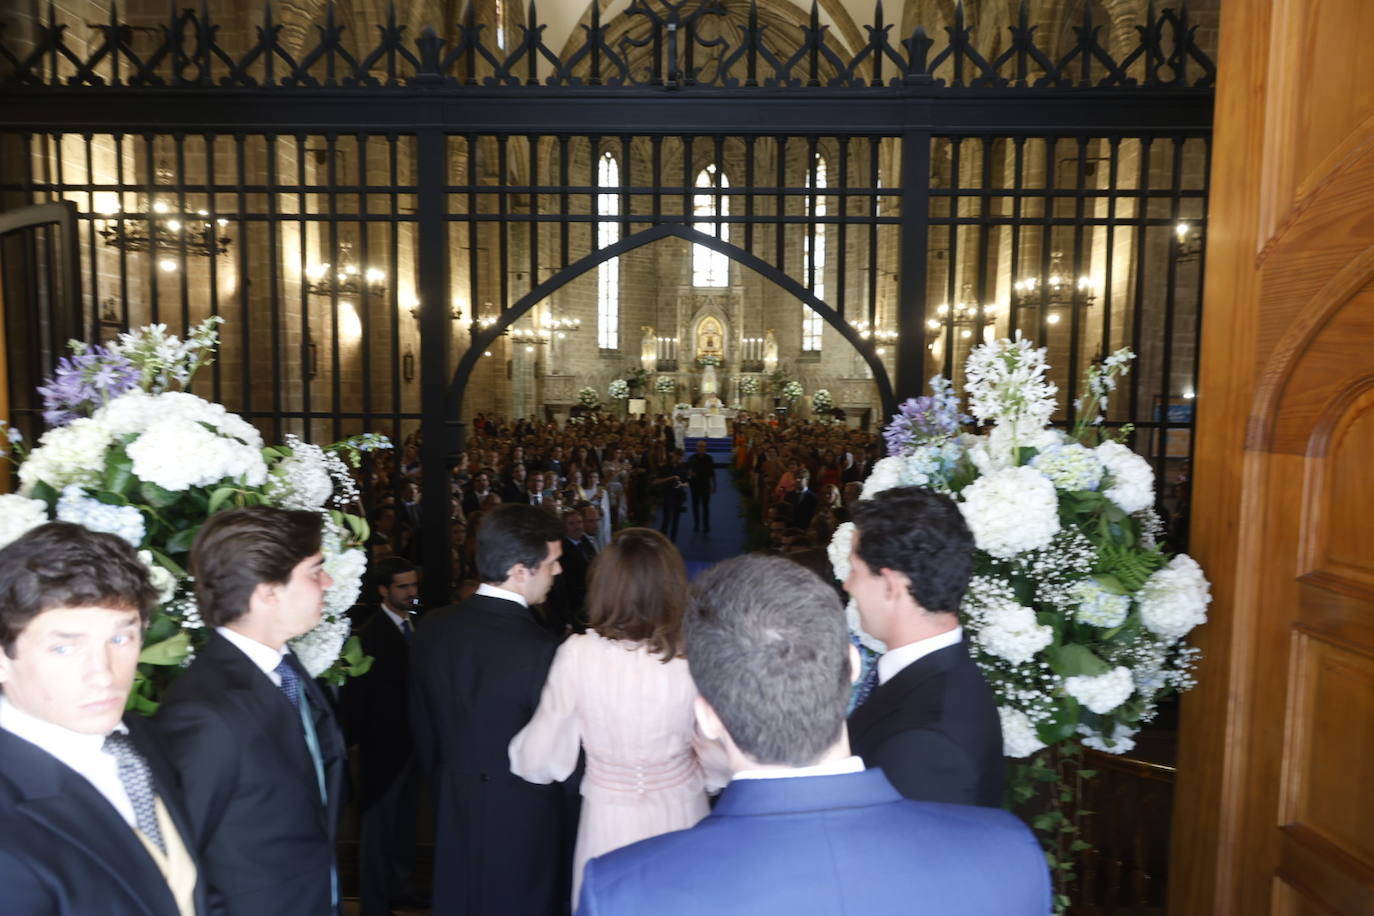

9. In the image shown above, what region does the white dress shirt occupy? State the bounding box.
[876,626,964,686]
[379,605,414,634]
[216,625,289,687]
[0,695,138,829]
[476,582,529,608]
[734,754,865,782]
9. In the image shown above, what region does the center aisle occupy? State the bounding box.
[673,439,751,579]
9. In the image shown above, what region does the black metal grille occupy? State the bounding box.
[0,2,1214,90]
[0,0,1215,589]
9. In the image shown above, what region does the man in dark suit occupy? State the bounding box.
[686,439,716,532]
[340,556,425,915]
[844,487,1004,807]
[410,504,574,916]
[578,554,1048,915]
[543,508,596,637]
[0,522,206,916]
[156,508,346,915]
[784,468,819,530]
[462,472,494,516]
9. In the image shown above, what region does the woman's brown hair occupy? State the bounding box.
[584,527,687,661]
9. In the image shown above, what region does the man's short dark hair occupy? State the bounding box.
[849,486,974,614]
[686,554,849,767]
[191,507,324,628]
[371,556,416,595]
[0,522,157,658]
[475,504,563,583]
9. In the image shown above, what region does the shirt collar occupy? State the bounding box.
[734,754,865,782]
[476,582,529,608]
[379,605,413,631]
[0,694,126,763]
[876,626,962,685]
[216,625,289,679]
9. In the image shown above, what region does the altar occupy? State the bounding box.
[673,406,735,445]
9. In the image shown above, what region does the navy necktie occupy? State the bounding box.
[274,657,301,708]
[401,618,414,643]
[103,732,166,854]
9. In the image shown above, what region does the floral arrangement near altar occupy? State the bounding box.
[0,318,386,713]
[738,375,759,395]
[577,386,601,409]
[607,378,630,400]
[654,376,677,394]
[811,388,834,414]
[780,379,804,404]
[697,354,722,368]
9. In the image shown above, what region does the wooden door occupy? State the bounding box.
[1171,1,1374,913]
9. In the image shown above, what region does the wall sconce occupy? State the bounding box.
[1175,222,1204,262]
[402,347,416,383]
[407,299,463,321]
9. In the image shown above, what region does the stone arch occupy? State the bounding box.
[449,222,896,430]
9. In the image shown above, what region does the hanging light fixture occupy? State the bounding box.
[96,165,231,262]
[306,241,387,300]
[1175,222,1204,262]
[1012,249,1095,325]
[926,284,997,349]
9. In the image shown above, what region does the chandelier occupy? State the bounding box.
[1012,249,1096,322]
[926,284,998,347]
[306,241,387,300]
[96,166,231,264]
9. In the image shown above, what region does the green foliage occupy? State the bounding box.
[1094,541,1167,591]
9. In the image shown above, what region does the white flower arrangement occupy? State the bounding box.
[827,522,855,583]
[738,376,760,395]
[833,338,1208,763]
[577,386,601,408]
[654,376,677,394]
[607,378,630,400]
[781,380,804,402]
[2,320,387,709]
[812,388,834,413]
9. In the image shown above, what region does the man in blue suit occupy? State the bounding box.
[577,554,1050,916]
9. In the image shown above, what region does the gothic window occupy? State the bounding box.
[693,164,730,287]
[495,0,506,50]
[597,151,620,350]
[802,155,827,352]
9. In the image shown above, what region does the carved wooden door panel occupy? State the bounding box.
[1172,0,1374,913]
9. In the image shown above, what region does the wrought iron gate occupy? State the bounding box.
[0,0,1214,587]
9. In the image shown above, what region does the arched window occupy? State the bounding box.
[693,165,730,287]
[597,151,620,350]
[802,155,827,352]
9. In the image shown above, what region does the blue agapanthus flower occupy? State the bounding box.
[883,375,971,454]
[37,346,140,426]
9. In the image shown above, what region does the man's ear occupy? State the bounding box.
[248,579,278,617]
[693,695,724,742]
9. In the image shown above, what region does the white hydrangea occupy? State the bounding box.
[126,416,267,492]
[288,613,351,678]
[1136,553,1211,642]
[266,438,334,510]
[0,494,50,550]
[18,418,113,495]
[976,599,1053,665]
[958,466,1060,559]
[845,597,887,654]
[859,456,908,499]
[1031,442,1104,492]
[827,522,854,584]
[56,485,146,546]
[1080,722,1138,755]
[967,425,1062,475]
[1000,706,1048,758]
[1095,440,1154,514]
[1069,578,1131,628]
[137,550,179,605]
[1064,666,1135,714]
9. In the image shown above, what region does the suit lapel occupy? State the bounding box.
[848,642,965,746]
[0,729,176,916]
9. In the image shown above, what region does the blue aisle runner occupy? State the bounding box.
[675,437,749,579]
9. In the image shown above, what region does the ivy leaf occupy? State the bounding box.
[147,547,187,578]
[29,479,58,509]
[139,481,180,509]
[139,630,191,666]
